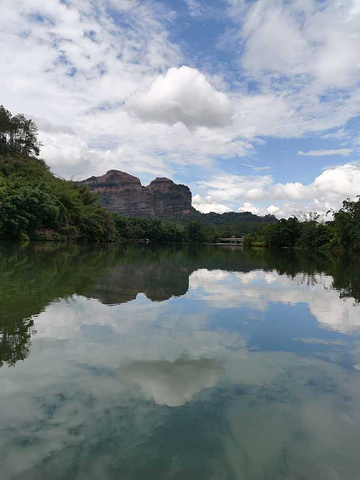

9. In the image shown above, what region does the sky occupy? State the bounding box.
[1,0,360,217]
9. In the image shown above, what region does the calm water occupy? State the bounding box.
[1,242,360,480]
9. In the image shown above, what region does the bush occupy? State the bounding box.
[0,156,116,242]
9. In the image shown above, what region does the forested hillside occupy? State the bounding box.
[0,106,116,241]
[0,106,279,243]
[6,104,357,250]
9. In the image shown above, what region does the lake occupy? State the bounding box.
[1,241,360,480]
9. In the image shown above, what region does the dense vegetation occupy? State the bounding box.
[113,216,218,243]
[111,208,279,244]
[0,105,116,241]
[3,105,358,250]
[245,200,360,252]
[171,208,278,237]
[0,106,278,243]
[0,143,264,243]
[0,155,116,241]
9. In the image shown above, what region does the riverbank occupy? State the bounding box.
[244,209,360,253]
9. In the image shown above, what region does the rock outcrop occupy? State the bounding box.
[81,170,192,218]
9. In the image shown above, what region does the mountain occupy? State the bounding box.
[81,170,192,218]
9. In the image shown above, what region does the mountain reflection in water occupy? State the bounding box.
[1,242,360,479]
[1,242,359,368]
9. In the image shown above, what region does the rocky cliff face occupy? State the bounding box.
[81,170,192,218]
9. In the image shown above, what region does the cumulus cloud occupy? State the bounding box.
[198,174,273,202]
[298,149,354,157]
[192,194,232,214]
[1,0,360,195]
[237,202,277,216]
[190,269,360,333]
[266,205,281,215]
[237,202,260,215]
[0,0,253,180]
[40,130,172,179]
[197,163,360,217]
[126,66,234,128]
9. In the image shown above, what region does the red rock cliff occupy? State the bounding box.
[81,170,192,218]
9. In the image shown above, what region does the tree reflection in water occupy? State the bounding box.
[1,241,359,367]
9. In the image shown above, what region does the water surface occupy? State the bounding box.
[1,242,360,479]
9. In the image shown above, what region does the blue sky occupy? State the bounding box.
[1,0,360,217]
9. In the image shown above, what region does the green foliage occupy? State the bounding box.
[297,222,334,250]
[333,198,360,252]
[112,216,217,244]
[0,105,41,157]
[244,231,267,247]
[245,199,360,252]
[171,208,278,237]
[263,217,302,248]
[0,183,61,238]
[0,155,116,242]
[245,217,335,250]
[184,221,208,243]
[0,107,279,244]
[114,216,186,242]
[0,107,116,242]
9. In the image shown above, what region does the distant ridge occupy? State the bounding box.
[173,209,278,227]
[81,170,278,229]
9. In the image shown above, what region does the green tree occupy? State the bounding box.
[333,198,360,251]
[265,217,301,248]
[0,105,41,157]
[185,221,207,243]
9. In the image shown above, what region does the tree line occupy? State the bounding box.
[0,147,220,243]
[1,105,360,250]
[0,106,274,243]
[245,200,360,252]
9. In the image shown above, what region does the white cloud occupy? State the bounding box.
[2,267,360,477]
[241,163,272,172]
[0,0,255,180]
[198,174,273,202]
[190,269,360,333]
[240,2,309,75]
[192,194,232,214]
[121,358,222,407]
[197,163,360,217]
[234,0,360,89]
[321,128,347,140]
[312,164,360,197]
[40,129,172,179]
[222,0,360,140]
[1,0,360,190]
[266,205,281,215]
[298,149,354,157]
[126,66,234,128]
[238,202,260,214]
